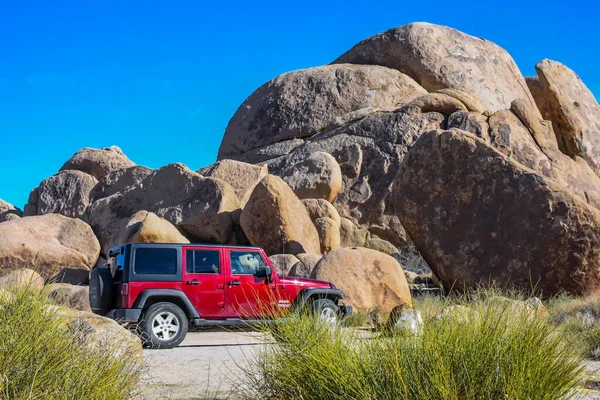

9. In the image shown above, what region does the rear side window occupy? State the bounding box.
[186,250,221,274]
[134,248,177,275]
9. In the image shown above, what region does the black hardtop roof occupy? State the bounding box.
[108,242,263,256]
[113,242,262,250]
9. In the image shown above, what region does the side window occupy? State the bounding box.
[134,248,177,275]
[230,251,267,275]
[186,250,221,274]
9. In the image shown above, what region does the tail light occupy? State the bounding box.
[120,283,129,296]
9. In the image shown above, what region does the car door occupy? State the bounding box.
[225,249,279,318]
[182,246,226,317]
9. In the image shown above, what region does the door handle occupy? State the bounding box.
[186,279,200,286]
[228,280,242,286]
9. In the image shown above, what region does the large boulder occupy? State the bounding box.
[302,199,342,254]
[268,254,300,276]
[60,146,135,180]
[198,159,268,207]
[302,199,341,225]
[291,253,322,278]
[393,129,600,296]
[448,105,600,209]
[89,166,153,203]
[0,199,22,222]
[59,308,143,363]
[24,170,98,219]
[240,175,321,255]
[280,152,342,202]
[534,59,600,175]
[119,210,190,245]
[311,247,412,313]
[333,22,539,113]
[218,64,427,158]
[46,283,91,312]
[525,76,552,120]
[88,163,240,254]
[0,215,100,280]
[0,269,44,292]
[265,111,445,249]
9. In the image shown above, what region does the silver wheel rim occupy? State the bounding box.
[151,311,180,341]
[319,307,338,325]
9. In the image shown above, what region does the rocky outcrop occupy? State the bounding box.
[218,64,427,158]
[534,59,600,175]
[60,146,136,180]
[311,247,411,313]
[240,175,321,255]
[0,269,44,292]
[46,283,90,312]
[24,170,98,219]
[0,215,100,280]
[393,129,600,296]
[87,163,240,254]
[0,199,22,222]
[302,199,342,253]
[280,152,342,202]
[448,104,600,209]
[291,253,322,278]
[262,112,444,250]
[525,76,552,120]
[89,166,153,203]
[119,211,190,245]
[59,308,143,363]
[268,254,300,276]
[198,159,268,207]
[333,22,538,113]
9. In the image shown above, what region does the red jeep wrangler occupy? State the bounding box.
[90,243,352,348]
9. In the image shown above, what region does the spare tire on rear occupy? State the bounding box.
[89,267,113,316]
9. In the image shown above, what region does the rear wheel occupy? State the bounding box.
[138,302,188,349]
[311,298,339,326]
[89,267,113,316]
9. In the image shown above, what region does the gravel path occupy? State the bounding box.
[140,329,269,399]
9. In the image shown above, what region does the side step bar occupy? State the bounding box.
[192,318,284,327]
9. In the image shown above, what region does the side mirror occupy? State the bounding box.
[255,266,272,282]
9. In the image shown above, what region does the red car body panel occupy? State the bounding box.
[111,243,347,322]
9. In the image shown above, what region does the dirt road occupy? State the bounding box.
[140,329,269,399]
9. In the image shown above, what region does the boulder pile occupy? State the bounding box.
[2,22,599,330]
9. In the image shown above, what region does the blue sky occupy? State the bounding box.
[0,0,598,208]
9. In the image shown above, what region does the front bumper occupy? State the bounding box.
[105,308,142,324]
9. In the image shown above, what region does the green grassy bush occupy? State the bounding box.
[0,285,140,399]
[246,292,584,400]
[548,294,600,360]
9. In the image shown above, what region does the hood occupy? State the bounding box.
[278,276,333,289]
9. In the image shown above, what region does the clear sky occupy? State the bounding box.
[1,0,598,208]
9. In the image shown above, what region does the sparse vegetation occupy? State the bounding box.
[245,289,586,400]
[548,294,600,360]
[0,282,140,399]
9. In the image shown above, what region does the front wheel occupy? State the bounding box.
[138,302,188,349]
[311,298,339,326]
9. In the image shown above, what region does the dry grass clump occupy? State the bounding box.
[0,280,140,399]
[246,289,584,400]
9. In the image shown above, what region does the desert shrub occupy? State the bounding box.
[246,292,584,400]
[0,284,140,399]
[548,294,600,359]
[341,311,372,328]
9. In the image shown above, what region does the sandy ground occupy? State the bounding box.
[139,329,600,400]
[140,329,269,400]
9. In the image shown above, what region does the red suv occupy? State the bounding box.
[90,243,352,348]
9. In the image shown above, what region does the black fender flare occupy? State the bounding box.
[292,288,345,313]
[133,289,200,319]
